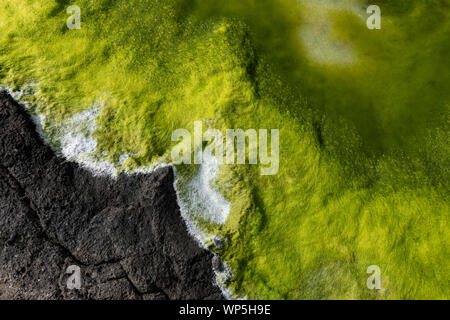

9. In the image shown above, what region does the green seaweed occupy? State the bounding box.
[0,0,448,299]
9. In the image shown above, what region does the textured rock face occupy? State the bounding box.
[0,91,223,300]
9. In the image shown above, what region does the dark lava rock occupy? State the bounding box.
[212,255,224,273]
[0,91,223,300]
[212,236,224,250]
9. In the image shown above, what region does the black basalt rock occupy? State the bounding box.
[0,91,223,300]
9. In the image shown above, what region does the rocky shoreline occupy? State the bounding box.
[0,91,223,300]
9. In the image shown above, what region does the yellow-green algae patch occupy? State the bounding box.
[0,0,448,299]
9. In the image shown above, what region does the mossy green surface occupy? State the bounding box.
[0,0,448,299]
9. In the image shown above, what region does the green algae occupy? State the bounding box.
[0,0,448,299]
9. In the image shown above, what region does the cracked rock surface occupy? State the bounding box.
[0,91,223,300]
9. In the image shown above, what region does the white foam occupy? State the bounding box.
[126,157,170,175]
[190,149,230,224]
[172,165,238,300]
[172,167,209,248]
[171,149,238,298]
[172,149,231,248]
[5,82,39,101]
[59,106,118,177]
